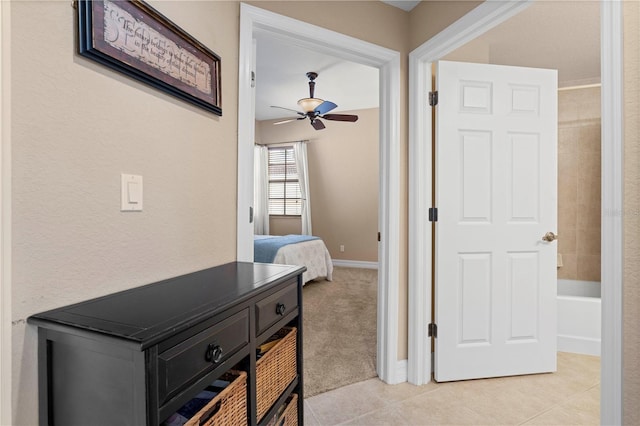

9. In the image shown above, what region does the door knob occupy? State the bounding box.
[542,231,558,242]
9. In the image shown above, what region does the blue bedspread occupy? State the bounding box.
[254,234,319,263]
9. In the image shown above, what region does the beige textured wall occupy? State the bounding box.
[269,216,302,235]
[10,1,239,423]
[557,87,601,282]
[257,108,379,262]
[623,1,640,423]
[409,0,483,50]
[248,0,409,53]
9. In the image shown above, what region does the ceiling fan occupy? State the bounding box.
[271,72,359,130]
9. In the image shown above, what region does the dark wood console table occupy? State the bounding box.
[28,261,305,425]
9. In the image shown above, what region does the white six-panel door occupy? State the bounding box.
[435,61,558,382]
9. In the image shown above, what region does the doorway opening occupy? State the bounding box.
[252,31,381,395]
[237,3,403,384]
[408,1,623,423]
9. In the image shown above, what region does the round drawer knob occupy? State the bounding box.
[205,343,223,363]
[275,303,286,316]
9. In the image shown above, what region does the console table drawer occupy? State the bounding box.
[157,309,249,404]
[255,280,298,335]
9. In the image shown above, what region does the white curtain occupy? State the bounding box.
[293,141,312,235]
[253,145,270,235]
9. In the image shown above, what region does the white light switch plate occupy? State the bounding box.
[121,174,143,212]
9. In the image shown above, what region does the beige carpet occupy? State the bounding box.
[302,266,378,397]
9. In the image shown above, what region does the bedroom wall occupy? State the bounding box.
[270,216,302,235]
[9,1,239,423]
[257,108,379,262]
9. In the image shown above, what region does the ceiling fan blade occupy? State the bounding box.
[270,105,305,116]
[314,101,337,115]
[322,114,359,122]
[311,119,325,130]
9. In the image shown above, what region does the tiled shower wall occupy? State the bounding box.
[557,86,601,282]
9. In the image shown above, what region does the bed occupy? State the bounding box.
[254,234,333,283]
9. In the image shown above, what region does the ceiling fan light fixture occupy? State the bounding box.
[270,72,358,131]
[297,97,324,113]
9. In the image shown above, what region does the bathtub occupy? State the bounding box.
[557,279,601,356]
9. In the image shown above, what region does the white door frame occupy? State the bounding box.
[0,0,11,422]
[237,3,403,383]
[408,1,624,424]
[408,0,534,386]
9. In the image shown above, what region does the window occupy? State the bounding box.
[268,147,301,215]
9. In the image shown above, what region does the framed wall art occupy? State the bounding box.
[77,0,222,115]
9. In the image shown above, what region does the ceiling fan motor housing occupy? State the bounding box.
[307,71,318,98]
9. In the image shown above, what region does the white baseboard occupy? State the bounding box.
[332,259,379,269]
[395,359,408,383]
[558,335,601,357]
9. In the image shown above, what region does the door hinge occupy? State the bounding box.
[249,206,254,223]
[428,207,438,222]
[429,91,438,107]
[377,232,381,242]
[428,323,438,338]
[251,71,256,88]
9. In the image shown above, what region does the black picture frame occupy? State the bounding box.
[77,0,222,116]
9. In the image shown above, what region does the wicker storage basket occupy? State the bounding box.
[278,394,298,426]
[184,370,247,426]
[266,394,298,426]
[256,327,297,421]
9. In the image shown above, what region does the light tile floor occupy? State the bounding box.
[304,352,600,425]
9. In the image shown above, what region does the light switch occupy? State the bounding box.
[121,174,143,212]
[127,182,141,204]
